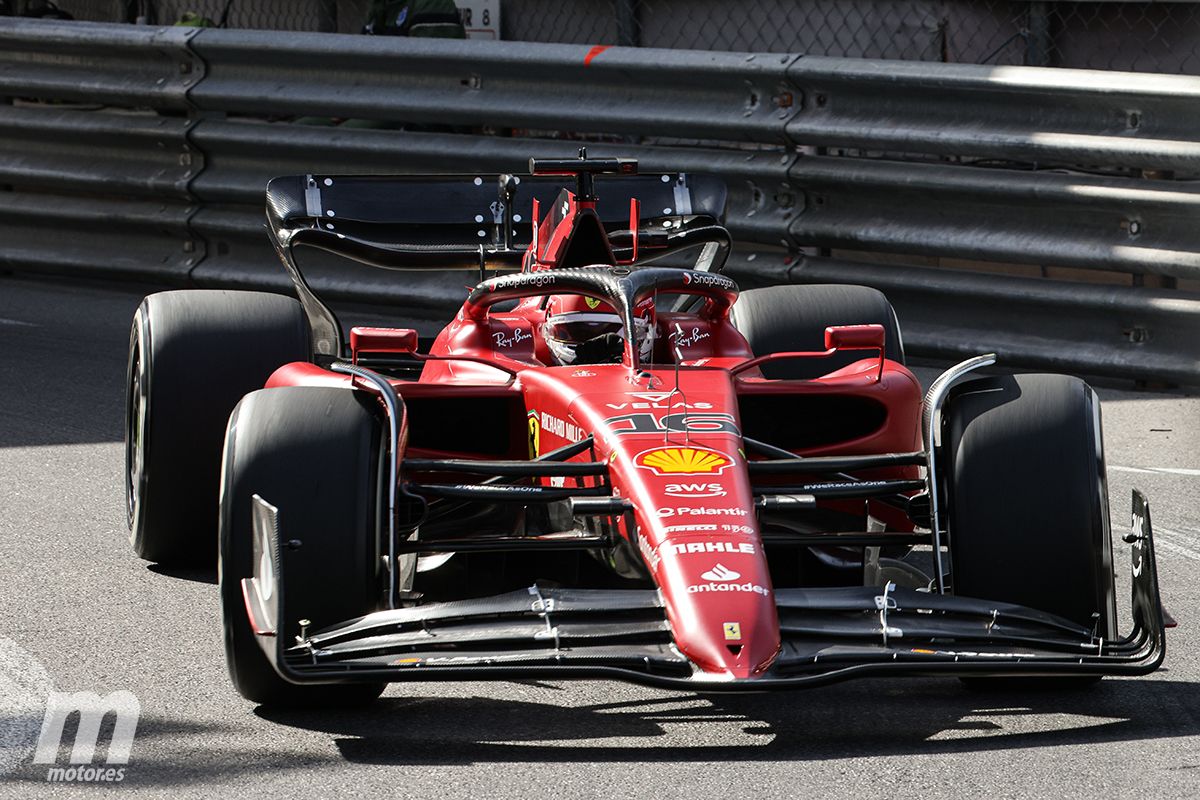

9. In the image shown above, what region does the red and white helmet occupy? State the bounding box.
[542,295,656,365]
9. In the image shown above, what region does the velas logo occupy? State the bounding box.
[635,446,731,476]
[700,563,740,582]
[629,392,677,403]
[605,393,714,411]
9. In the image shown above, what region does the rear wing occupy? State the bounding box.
[266,172,727,263]
[266,168,728,362]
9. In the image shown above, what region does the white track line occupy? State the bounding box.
[1110,465,1200,478]
[0,638,56,776]
[1159,528,1199,541]
[0,317,36,328]
[1150,529,1200,562]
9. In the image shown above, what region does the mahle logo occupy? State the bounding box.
[34,691,140,783]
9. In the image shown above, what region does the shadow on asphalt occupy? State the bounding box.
[146,563,218,585]
[4,717,248,789]
[0,277,139,448]
[0,275,448,449]
[251,676,1200,765]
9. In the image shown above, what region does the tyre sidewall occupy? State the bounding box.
[219,386,384,704]
[730,284,904,380]
[126,290,310,565]
[945,374,1116,636]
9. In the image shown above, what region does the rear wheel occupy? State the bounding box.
[731,284,909,580]
[126,290,310,566]
[944,373,1116,688]
[729,284,904,379]
[219,386,386,707]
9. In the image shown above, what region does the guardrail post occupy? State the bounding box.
[1026,1,1052,66]
[316,0,338,33]
[616,0,639,47]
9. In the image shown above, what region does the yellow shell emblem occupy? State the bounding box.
[635,446,731,476]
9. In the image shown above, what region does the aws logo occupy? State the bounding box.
[635,446,731,476]
[665,482,727,498]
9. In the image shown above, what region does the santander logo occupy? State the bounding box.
[700,563,741,582]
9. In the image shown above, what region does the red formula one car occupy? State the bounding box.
[126,153,1165,705]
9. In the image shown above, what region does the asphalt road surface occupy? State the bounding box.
[1,275,1198,799]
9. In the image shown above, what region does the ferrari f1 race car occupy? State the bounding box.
[126,152,1165,704]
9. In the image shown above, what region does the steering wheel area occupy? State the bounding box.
[463,266,739,368]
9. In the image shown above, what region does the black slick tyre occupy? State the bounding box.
[219,386,386,707]
[729,284,904,379]
[126,290,310,566]
[730,283,908,574]
[943,374,1116,688]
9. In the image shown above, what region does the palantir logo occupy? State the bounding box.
[33,691,139,783]
[700,563,740,582]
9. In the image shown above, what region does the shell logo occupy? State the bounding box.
[635,446,732,476]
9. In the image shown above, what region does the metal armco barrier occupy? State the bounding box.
[0,21,200,109]
[788,156,1200,280]
[188,30,797,143]
[0,18,1197,384]
[733,251,1200,387]
[787,57,1200,170]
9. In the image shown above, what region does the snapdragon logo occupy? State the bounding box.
[34,691,139,783]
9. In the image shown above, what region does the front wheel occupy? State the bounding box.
[943,373,1116,688]
[219,386,386,707]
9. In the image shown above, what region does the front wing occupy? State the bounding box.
[243,491,1166,690]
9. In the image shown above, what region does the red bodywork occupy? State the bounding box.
[265,185,923,682]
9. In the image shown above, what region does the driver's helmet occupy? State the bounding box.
[542,295,655,366]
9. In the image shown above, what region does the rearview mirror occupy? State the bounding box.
[350,326,419,363]
[824,324,885,351]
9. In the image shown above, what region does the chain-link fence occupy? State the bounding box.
[11,0,1200,73]
[508,1,1200,74]
[5,0,343,29]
